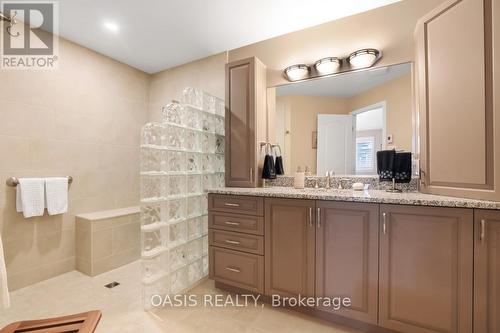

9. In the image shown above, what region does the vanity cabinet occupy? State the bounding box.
[264,198,315,297]
[378,205,473,333]
[225,57,267,187]
[316,201,379,324]
[474,209,500,333]
[415,0,500,201]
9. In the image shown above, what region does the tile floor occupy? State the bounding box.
[0,261,360,333]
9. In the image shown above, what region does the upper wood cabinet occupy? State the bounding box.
[415,0,500,200]
[379,204,473,333]
[315,201,379,325]
[474,209,500,333]
[225,57,267,187]
[264,198,315,297]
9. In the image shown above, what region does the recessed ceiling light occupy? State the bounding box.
[103,21,119,33]
[284,64,310,81]
[315,57,341,75]
[348,49,380,69]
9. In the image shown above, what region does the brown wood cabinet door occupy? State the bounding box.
[416,0,500,201]
[225,58,255,187]
[379,204,473,333]
[315,201,379,324]
[474,209,500,333]
[265,198,315,297]
[225,57,267,188]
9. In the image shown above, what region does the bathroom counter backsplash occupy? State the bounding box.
[206,187,500,210]
[264,175,419,192]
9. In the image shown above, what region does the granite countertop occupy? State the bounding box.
[207,187,500,210]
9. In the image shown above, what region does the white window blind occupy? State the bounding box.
[356,136,375,173]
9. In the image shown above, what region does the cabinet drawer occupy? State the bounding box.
[209,230,264,255]
[209,212,264,235]
[209,246,264,293]
[209,194,264,216]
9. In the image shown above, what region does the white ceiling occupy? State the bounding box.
[276,62,411,98]
[55,0,401,73]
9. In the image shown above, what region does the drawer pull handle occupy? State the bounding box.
[225,266,240,273]
[382,212,387,235]
[225,221,240,226]
[224,203,240,207]
[317,207,321,229]
[225,239,241,245]
[480,219,486,241]
[309,207,313,227]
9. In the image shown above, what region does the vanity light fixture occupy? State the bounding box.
[284,64,310,81]
[348,48,380,69]
[315,57,341,75]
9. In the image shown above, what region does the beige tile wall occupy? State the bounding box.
[148,52,227,122]
[76,208,140,276]
[0,37,150,290]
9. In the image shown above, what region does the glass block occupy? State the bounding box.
[167,151,186,173]
[214,116,225,135]
[184,129,201,152]
[141,204,161,226]
[167,175,186,197]
[201,215,208,235]
[169,220,187,247]
[182,87,203,109]
[187,174,202,195]
[201,154,213,173]
[202,255,208,276]
[202,174,213,191]
[161,103,184,125]
[141,123,163,146]
[186,153,201,173]
[201,194,208,215]
[215,135,225,154]
[201,112,214,133]
[214,173,225,188]
[187,216,202,240]
[141,175,161,201]
[142,251,168,280]
[201,133,215,153]
[184,106,202,130]
[142,229,163,252]
[215,98,225,117]
[170,266,188,294]
[203,92,216,114]
[168,198,186,222]
[164,124,185,150]
[170,244,187,272]
[186,238,202,261]
[140,147,160,173]
[187,195,202,218]
[187,259,203,285]
[214,154,225,173]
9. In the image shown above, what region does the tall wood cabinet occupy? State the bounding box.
[474,209,500,333]
[316,201,379,324]
[225,57,268,187]
[415,0,500,201]
[379,204,473,333]
[264,198,315,297]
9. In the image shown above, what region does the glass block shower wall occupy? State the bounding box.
[140,88,225,309]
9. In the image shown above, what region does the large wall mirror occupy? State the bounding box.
[270,62,413,176]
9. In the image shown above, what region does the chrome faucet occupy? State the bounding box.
[325,171,335,189]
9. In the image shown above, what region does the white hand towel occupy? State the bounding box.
[17,178,45,218]
[45,177,68,215]
[0,234,10,309]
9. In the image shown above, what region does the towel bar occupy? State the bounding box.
[5,176,73,187]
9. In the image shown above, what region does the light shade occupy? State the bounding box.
[284,64,310,81]
[348,49,380,68]
[315,57,341,75]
